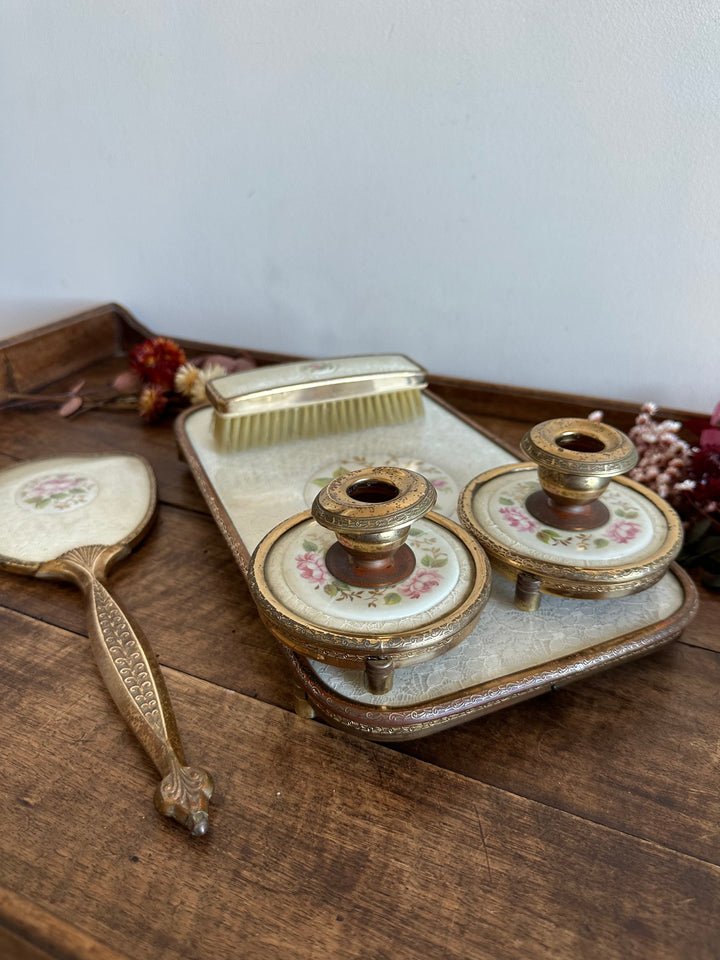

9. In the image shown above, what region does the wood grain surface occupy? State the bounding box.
[1,306,718,960]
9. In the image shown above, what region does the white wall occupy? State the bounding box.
[1,1,718,412]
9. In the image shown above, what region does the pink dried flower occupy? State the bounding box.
[113,370,142,393]
[628,403,692,505]
[58,396,83,417]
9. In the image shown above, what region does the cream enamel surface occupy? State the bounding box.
[471,472,670,569]
[182,395,516,555]
[0,456,154,564]
[263,518,468,633]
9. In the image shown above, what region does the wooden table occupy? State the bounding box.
[1,305,718,960]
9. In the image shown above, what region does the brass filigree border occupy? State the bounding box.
[520,418,637,477]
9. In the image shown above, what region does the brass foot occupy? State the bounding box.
[294,691,316,720]
[515,571,542,611]
[365,656,394,694]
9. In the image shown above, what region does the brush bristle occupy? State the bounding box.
[212,388,425,451]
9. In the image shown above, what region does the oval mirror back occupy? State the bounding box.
[0,454,156,571]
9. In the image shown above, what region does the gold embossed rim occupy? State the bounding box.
[457,463,683,591]
[248,509,491,665]
[312,466,436,533]
[520,418,638,477]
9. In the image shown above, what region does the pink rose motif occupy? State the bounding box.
[19,473,96,512]
[296,552,329,584]
[399,569,443,600]
[34,475,85,496]
[499,506,537,533]
[606,519,642,544]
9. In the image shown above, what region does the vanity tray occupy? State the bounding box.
[175,392,698,741]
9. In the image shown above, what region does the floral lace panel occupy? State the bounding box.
[496,484,644,551]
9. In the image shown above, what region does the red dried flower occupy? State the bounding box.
[684,420,720,509]
[129,337,186,391]
[688,447,720,506]
[137,383,169,422]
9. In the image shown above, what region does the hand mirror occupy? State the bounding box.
[0,453,213,836]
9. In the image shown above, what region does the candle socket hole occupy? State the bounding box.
[555,432,606,454]
[346,479,400,504]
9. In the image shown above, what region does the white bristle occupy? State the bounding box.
[206,353,428,451]
[212,386,425,452]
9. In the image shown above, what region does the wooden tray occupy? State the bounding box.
[175,391,698,740]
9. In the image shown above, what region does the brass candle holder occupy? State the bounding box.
[312,467,437,588]
[458,418,683,610]
[248,466,491,694]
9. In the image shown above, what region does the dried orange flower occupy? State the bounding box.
[137,383,169,422]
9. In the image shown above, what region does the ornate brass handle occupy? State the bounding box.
[41,543,213,836]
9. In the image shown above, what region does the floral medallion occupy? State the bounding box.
[16,472,99,514]
[293,525,450,610]
[304,456,456,516]
[266,518,467,628]
[474,475,664,565]
[298,360,339,377]
[495,479,646,551]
